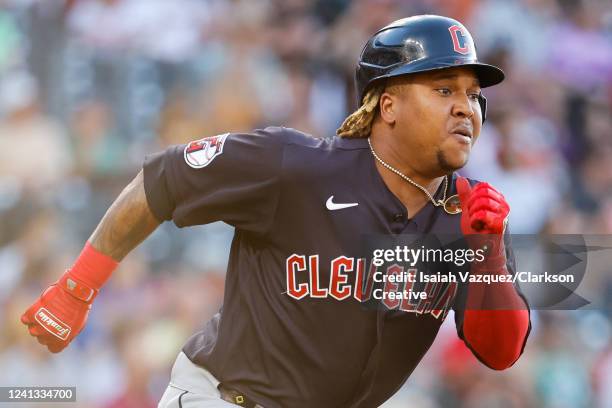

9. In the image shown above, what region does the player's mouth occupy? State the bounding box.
[449,124,473,145]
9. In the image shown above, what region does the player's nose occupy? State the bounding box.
[451,95,475,120]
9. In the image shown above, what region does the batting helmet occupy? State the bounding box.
[355,15,505,122]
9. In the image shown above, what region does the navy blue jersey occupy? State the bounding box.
[143,127,524,408]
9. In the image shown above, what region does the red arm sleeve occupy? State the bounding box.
[462,256,530,370]
[463,308,530,370]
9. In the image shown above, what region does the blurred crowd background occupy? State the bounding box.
[0,0,611,407]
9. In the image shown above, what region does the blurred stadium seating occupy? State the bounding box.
[0,0,610,407]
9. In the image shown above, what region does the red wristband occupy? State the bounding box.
[59,243,118,303]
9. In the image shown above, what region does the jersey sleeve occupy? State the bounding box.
[142,127,285,233]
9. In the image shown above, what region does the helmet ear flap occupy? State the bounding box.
[478,94,487,123]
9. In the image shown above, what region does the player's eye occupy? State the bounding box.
[468,93,481,102]
[436,88,451,96]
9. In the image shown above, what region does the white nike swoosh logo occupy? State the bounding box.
[326,196,359,210]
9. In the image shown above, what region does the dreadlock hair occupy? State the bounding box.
[336,83,385,139]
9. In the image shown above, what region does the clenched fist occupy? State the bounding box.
[456,176,509,235]
[456,176,509,267]
[21,274,97,353]
[21,243,116,352]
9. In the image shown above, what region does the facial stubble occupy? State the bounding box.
[436,149,466,173]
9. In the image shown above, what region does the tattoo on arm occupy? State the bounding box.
[89,170,161,261]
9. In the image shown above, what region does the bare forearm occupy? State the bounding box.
[88,170,161,261]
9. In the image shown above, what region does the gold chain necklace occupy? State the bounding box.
[367,137,462,215]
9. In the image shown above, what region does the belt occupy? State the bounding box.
[218,384,264,408]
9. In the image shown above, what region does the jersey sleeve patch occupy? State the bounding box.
[183,133,229,168]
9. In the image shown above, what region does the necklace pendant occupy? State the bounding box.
[368,138,454,211]
[443,194,462,215]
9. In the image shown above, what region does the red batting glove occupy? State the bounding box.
[456,176,509,264]
[20,278,93,353]
[20,243,117,353]
[456,176,509,235]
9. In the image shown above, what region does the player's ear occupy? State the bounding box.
[378,92,396,126]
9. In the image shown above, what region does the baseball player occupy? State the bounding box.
[21,15,530,407]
